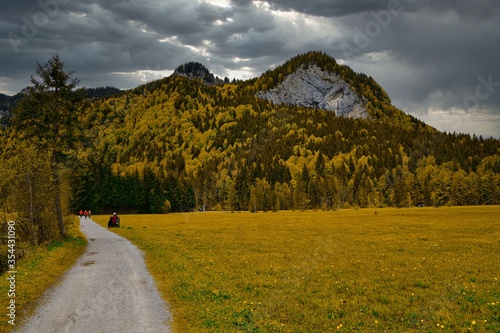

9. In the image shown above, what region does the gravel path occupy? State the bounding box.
[16,218,171,333]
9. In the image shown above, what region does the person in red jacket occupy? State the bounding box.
[108,212,118,228]
[79,210,83,218]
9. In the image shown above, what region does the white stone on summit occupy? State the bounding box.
[256,65,369,119]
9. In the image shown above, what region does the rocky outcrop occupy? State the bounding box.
[256,65,369,119]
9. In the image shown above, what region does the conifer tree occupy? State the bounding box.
[13,54,82,238]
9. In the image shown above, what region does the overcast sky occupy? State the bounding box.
[1,0,499,137]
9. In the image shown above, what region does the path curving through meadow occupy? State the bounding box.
[16,217,171,333]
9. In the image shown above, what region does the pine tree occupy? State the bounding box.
[13,54,82,238]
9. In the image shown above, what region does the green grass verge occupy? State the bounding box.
[0,218,87,333]
[94,207,500,332]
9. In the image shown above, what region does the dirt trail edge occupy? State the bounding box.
[16,218,172,333]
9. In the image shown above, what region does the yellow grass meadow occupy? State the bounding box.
[94,207,500,333]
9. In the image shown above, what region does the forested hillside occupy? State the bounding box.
[69,51,500,213]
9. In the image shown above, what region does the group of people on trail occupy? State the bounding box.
[79,209,120,228]
[108,212,120,228]
[79,209,91,219]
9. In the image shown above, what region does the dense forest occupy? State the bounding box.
[65,52,499,213]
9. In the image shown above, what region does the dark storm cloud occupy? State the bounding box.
[0,0,499,136]
[261,0,386,17]
[405,3,499,112]
[405,0,500,19]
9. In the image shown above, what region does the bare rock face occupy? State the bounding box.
[256,65,369,119]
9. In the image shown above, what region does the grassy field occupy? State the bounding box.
[94,207,500,332]
[0,218,87,333]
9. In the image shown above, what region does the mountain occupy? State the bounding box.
[252,51,406,122]
[173,62,227,85]
[65,51,500,214]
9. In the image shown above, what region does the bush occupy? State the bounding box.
[162,199,172,213]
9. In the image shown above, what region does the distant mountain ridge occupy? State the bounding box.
[3,52,399,123]
[0,86,122,125]
[170,53,400,120]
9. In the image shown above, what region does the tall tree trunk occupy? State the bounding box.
[52,164,66,239]
[27,172,39,246]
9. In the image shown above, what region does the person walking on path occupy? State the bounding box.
[84,210,89,219]
[79,210,83,218]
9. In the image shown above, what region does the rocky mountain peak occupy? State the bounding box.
[256,65,368,119]
[172,62,224,85]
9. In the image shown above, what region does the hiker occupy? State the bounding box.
[108,212,119,228]
[88,210,92,219]
[84,210,89,219]
[79,210,83,218]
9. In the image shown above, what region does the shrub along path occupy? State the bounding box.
[16,218,171,333]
